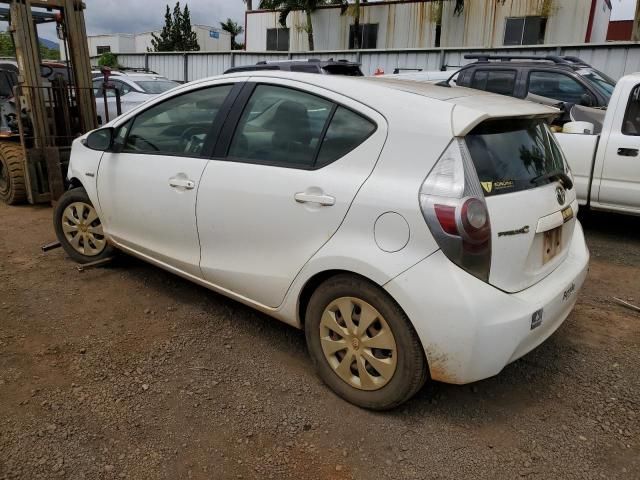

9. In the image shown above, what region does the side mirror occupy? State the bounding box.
[84,128,114,151]
[579,94,594,107]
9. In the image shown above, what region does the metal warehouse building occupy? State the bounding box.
[61,24,231,59]
[245,0,612,52]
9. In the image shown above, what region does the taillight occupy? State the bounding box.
[420,139,491,282]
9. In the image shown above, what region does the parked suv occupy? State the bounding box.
[224,58,363,76]
[449,54,615,108]
[54,73,589,409]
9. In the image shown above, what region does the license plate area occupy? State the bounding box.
[543,226,562,264]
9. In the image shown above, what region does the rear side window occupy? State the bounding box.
[316,107,376,167]
[112,80,132,95]
[227,84,333,168]
[528,71,591,104]
[466,118,566,196]
[470,70,517,96]
[0,71,14,97]
[622,84,640,136]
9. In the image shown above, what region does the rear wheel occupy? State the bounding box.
[305,274,428,410]
[53,187,115,263]
[0,142,27,205]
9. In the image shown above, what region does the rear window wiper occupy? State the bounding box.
[530,170,573,190]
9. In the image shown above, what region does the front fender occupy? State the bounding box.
[67,136,104,215]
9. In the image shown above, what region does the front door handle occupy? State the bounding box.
[617,148,639,157]
[294,192,335,206]
[169,177,195,190]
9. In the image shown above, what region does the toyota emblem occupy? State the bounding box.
[556,186,566,205]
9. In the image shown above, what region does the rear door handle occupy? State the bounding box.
[294,192,335,206]
[617,148,639,157]
[169,177,195,190]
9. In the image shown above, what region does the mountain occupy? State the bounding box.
[39,38,59,51]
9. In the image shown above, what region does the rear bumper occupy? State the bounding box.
[384,221,590,384]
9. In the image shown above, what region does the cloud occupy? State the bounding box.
[83,0,246,35]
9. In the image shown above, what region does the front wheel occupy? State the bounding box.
[305,274,428,410]
[53,187,115,263]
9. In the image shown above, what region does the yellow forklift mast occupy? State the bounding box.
[0,0,96,205]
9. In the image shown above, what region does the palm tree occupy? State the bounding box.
[259,0,342,51]
[336,0,367,49]
[220,18,244,50]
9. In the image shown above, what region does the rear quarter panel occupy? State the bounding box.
[276,95,455,325]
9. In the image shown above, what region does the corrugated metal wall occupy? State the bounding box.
[106,42,640,83]
[245,0,609,51]
[247,3,440,52]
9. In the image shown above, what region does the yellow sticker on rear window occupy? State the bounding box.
[481,182,493,193]
[493,180,514,190]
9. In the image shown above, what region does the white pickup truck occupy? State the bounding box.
[555,73,640,216]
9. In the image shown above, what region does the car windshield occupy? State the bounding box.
[577,68,616,100]
[465,118,566,197]
[135,80,179,94]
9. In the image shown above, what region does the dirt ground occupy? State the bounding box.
[0,202,639,480]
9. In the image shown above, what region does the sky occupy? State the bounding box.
[83,0,246,36]
[22,0,640,42]
[610,0,637,20]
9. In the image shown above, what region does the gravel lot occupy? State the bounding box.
[1,202,639,480]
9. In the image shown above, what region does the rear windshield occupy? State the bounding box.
[465,118,566,197]
[321,65,364,76]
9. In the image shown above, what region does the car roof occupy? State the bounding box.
[94,74,171,83]
[120,74,171,81]
[466,61,586,71]
[193,71,558,135]
[225,59,361,73]
[257,59,360,66]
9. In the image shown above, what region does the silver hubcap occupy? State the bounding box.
[320,297,397,391]
[61,202,106,256]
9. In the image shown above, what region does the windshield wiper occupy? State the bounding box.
[530,170,573,190]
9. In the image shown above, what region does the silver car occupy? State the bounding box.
[93,74,179,124]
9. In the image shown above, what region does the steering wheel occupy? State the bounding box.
[127,134,160,152]
[179,126,210,153]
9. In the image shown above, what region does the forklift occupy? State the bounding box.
[0,0,96,206]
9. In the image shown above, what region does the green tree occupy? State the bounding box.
[0,33,15,57]
[0,32,60,60]
[97,52,119,68]
[150,2,200,52]
[179,4,200,50]
[259,0,343,51]
[40,45,60,61]
[150,5,174,51]
[220,18,244,50]
[336,0,367,49]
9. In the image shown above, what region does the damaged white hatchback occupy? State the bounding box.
[54,72,589,409]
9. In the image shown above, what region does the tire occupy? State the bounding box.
[0,142,27,205]
[305,274,428,410]
[53,187,115,264]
